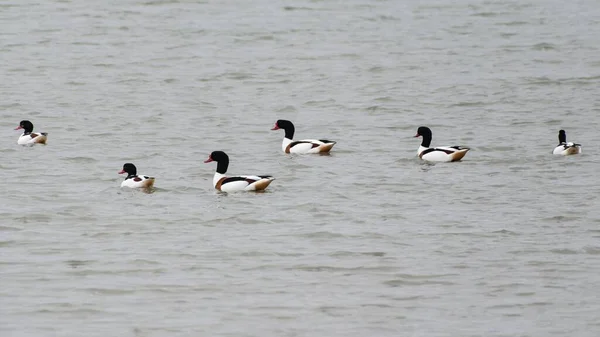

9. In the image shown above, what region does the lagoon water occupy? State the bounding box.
[2,0,600,336]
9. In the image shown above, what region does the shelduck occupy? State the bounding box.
[553,130,581,155]
[15,120,48,145]
[119,163,155,188]
[271,119,336,154]
[204,151,274,192]
[414,126,470,162]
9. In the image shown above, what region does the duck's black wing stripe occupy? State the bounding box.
[289,141,318,149]
[423,148,454,155]
[222,177,249,185]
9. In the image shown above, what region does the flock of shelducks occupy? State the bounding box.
[15,119,582,192]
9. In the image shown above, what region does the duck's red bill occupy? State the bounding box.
[271,124,279,130]
[414,133,420,137]
[118,169,126,174]
[15,126,23,130]
[204,156,213,163]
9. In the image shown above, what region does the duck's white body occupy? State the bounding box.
[553,143,581,155]
[212,172,275,192]
[417,145,470,162]
[281,138,336,154]
[121,175,155,188]
[17,133,48,145]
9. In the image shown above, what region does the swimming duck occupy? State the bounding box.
[553,130,581,155]
[271,119,336,154]
[414,126,470,162]
[204,151,274,192]
[119,163,155,188]
[15,120,48,145]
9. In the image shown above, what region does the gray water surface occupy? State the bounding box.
[2,0,600,336]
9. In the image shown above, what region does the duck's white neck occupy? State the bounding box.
[418,145,429,155]
[213,172,226,188]
[282,137,293,152]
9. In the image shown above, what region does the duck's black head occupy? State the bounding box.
[271,119,295,139]
[15,120,34,134]
[414,126,433,147]
[204,151,229,174]
[558,130,567,144]
[119,163,137,178]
